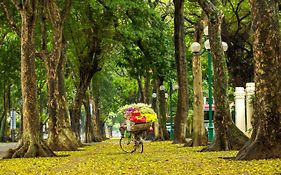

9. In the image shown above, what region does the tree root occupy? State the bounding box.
[3,140,56,159]
[200,123,249,152]
[184,139,193,147]
[92,136,103,142]
[48,128,79,151]
[236,139,281,160]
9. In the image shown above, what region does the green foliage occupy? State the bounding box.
[0,30,21,111]
[112,0,175,80]
[90,59,139,122]
[0,140,280,174]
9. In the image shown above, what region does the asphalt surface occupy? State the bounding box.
[0,142,18,158]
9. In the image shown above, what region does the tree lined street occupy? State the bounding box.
[0,0,280,171]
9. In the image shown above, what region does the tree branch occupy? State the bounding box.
[0,1,21,36]
[196,0,216,17]
[10,0,22,11]
[61,0,71,22]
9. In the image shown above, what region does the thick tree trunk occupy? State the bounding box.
[197,0,249,151]
[208,11,230,151]
[5,0,55,158]
[47,54,79,150]
[70,38,101,142]
[173,0,188,143]
[45,65,59,145]
[40,0,78,151]
[236,0,281,160]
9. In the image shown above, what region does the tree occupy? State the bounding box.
[111,0,174,140]
[221,0,253,87]
[173,0,188,143]
[196,0,248,151]
[3,0,55,158]
[37,0,79,151]
[0,30,20,142]
[67,0,117,141]
[236,0,281,160]
[188,17,208,147]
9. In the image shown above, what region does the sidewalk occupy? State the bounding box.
[0,142,17,158]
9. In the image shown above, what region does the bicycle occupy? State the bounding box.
[119,121,151,153]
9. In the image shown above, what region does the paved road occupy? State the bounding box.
[0,142,18,159]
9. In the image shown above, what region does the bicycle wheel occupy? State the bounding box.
[134,139,143,153]
[119,133,136,153]
[132,132,144,153]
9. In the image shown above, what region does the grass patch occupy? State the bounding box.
[0,139,280,174]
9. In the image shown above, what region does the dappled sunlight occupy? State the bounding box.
[0,139,280,174]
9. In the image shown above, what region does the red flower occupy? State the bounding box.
[131,112,141,117]
[129,116,146,123]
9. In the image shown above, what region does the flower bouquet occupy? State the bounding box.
[118,103,157,132]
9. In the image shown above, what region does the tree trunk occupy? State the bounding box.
[197,0,249,151]
[135,74,150,104]
[70,82,91,142]
[236,0,281,160]
[190,52,206,146]
[83,93,92,143]
[155,78,170,140]
[173,0,188,143]
[5,0,55,158]
[0,113,7,142]
[70,38,101,142]
[0,80,9,142]
[188,18,208,147]
[47,48,79,150]
[143,71,151,104]
[45,62,59,145]
[91,96,103,142]
[137,77,145,103]
[151,79,159,139]
[38,0,78,151]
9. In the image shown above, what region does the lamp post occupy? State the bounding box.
[169,83,173,140]
[204,38,214,142]
[169,82,178,140]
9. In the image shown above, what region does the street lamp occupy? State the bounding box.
[204,25,215,142]
[222,41,228,51]
[205,39,214,142]
[152,92,157,98]
[190,42,201,53]
[169,82,178,140]
[159,85,165,91]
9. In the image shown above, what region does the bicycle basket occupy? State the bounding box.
[130,122,151,132]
